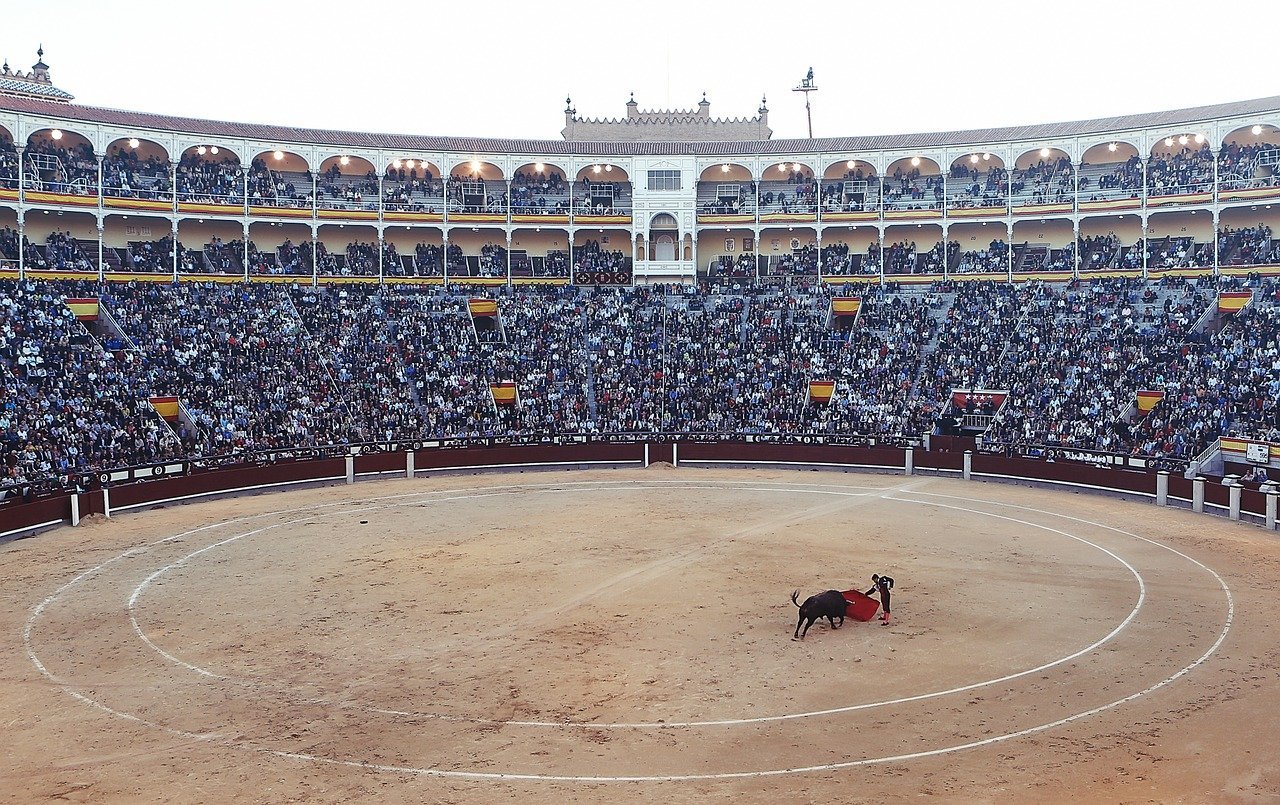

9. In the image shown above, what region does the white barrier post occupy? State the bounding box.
[102,487,111,519]
[672,443,679,468]
[406,450,415,479]
[1192,476,1205,513]
[962,450,972,481]
[69,493,80,526]
[345,455,355,485]
[904,446,914,476]
[644,443,650,468]
[1229,483,1243,522]
[1155,471,1169,507]
[1266,488,1278,531]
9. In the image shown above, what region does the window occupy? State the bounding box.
[647,170,681,191]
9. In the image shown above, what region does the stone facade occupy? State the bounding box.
[561,94,770,142]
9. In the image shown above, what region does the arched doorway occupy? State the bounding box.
[650,212,678,261]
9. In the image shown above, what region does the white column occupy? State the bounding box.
[406,449,415,479]
[1156,470,1169,506]
[102,487,111,518]
[904,446,914,476]
[963,450,973,481]
[171,219,180,279]
[69,493,81,526]
[1192,476,1206,513]
[1265,486,1277,531]
[672,442,679,468]
[16,205,24,279]
[1229,482,1242,521]
[96,220,105,281]
[345,454,355,484]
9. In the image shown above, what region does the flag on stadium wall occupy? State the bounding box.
[831,297,861,316]
[1217,291,1252,314]
[1220,437,1278,464]
[808,380,835,404]
[490,383,518,405]
[64,298,100,321]
[950,389,1008,411]
[469,298,499,317]
[1136,389,1165,414]
[149,396,180,422]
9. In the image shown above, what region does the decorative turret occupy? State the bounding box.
[0,44,73,102]
[626,92,638,119]
[758,94,768,126]
[564,94,575,127]
[31,45,49,81]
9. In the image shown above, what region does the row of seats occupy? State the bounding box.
[2,275,1277,494]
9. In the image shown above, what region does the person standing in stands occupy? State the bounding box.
[866,573,895,625]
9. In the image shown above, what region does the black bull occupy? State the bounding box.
[791,589,848,639]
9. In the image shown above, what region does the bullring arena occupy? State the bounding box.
[4,20,1280,802]
[3,459,1280,802]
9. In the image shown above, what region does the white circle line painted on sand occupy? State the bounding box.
[21,477,1232,782]
[123,481,1143,729]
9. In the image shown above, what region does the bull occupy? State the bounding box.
[791,589,847,640]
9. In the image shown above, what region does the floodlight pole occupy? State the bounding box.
[793,67,818,139]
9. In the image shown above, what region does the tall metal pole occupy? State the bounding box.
[792,67,818,139]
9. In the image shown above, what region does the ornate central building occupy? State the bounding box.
[561,94,771,142]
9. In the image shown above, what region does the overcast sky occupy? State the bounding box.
[5,0,1278,142]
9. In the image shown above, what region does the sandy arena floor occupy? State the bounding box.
[1,467,1278,803]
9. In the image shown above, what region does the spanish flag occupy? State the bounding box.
[808,380,835,404]
[65,298,100,321]
[1218,291,1252,314]
[1136,390,1164,414]
[831,297,861,317]
[490,383,518,405]
[149,395,180,422]
[469,298,499,318]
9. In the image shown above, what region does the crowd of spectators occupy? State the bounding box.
[176,154,243,204]
[248,159,310,208]
[1,279,181,495]
[34,232,94,272]
[954,239,1009,274]
[0,137,17,190]
[1079,154,1143,200]
[24,142,97,195]
[1219,142,1279,190]
[102,150,171,200]
[1219,225,1280,266]
[1148,145,1215,197]
[5,274,1280,491]
[947,164,1008,209]
[1010,157,1073,206]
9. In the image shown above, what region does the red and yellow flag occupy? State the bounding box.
[831,297,861,317]
[1218,292,1252,314]
[65,297,100,321]
[469,298,498,317]
[149,395,180,422]
[808,380,835,404]
[490,383,518,405]
[1136,390,1165,414]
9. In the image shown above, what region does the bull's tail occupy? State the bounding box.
[791,590,801,608]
